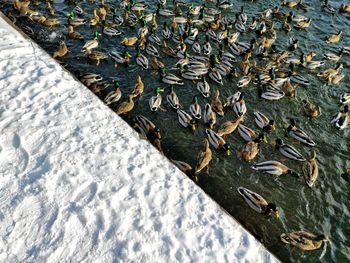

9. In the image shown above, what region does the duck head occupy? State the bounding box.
[267,203,279,218]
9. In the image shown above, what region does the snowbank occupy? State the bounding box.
[0,14,278,262]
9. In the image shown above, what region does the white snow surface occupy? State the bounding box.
[0,16,278,263]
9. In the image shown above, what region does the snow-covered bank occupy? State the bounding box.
[0,14,278,262]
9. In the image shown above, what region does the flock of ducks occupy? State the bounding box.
[5,0,350,255]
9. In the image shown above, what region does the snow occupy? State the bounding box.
[0,15,278,262]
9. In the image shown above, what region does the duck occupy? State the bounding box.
[211,90,224,117]
[323,48,343,62]
[195,139,213,175]
[161,69,184,86]
[340,3,350,12]
[68,14,86,27]
[217,116,244,137]
[205,129,231,156]
[331,105,349,129]
[197,77,210,98]
[233,92,247,117]
[237,75,251,88]
[79,73,103,87]
[134,115,161,142]
[275,138,305,161]
[149,87,164,112]
[131,75,144,97]
[288,65,310,86]
[252,160,298,176]
[238,124,259,142]
[302,98,321,118]
[53,41,69,59]
[187,96,201,120]
[171,159,193,175]
[241,133,267,161]
[90,9,100,26]
[216,0,233,9]
[121,36,139,46]
[145,43,160,57]
[237,187,279,218]
[67,25,84,40]
[116,94,137,115]
[204,103,217,129]
[254,112,276,132]
[85,50,108,65]
[340,92,350,104]
[109,50,132,67]
[326,30,342,44]
[287,118,316,146]
[81,32,101,53]
[303,150,319,187]
[280,232,328,251]
[177,109,196,131]
[166,86,181,109]
[104,81,122,105]
[36,16,60,27]
[209,69,223,86]
[294,18,311,30]
[135,49,148,70]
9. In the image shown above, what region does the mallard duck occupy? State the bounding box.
[302,98,321,118]
[323,48,343,62]
[116,94,137,115]
[135,115,161,141]
[237,76,251,88]
[275,138,305,161]
[68,25,84,40]
[189,96,201,120]
[86,50,108,65]
[145,43,159,57]
[260,84,285,101]
[317,63,343,82]
[177,109,196,130]
[209,69,223,86]
[197,77,210,98]
[216,0,233,9]
[288,65,310,85]
[90,9,100,26]
[80,73,103,87]
[161,70,184,86]
[211,90,224,117]
[331,105,349,129]
[136,49,149,70]
[36,16,60,27]
[282,80,298,98]
[195,139,212,174]
[326,30,342,44]
[280,232,328,251]
[241,133,267,161]
[340,92,350,104]
[68,14,86,27]
[171,159,193,175]
[131,75,144,97]
[252,160,298,176]
[238,124,258,142]
[121,37,139,46]
[205,129,231,156]
[53,41,69,59]
[217,116,243,137]
[104,81,122,105]
[204,103,217,129]
[110,51,132,67]
[282,0,299,8]
[237,187,279,218]
[149,87,164,112]
[287,118,315,146]
[103,26,122,37]
[81,32,101,52]
[294,18,311,30]
[150,57,164,71]
[340,3,350,12]
[233,92,247,117]
[166,86,181,109]
[203,36,212,56]
[254,112,275,132]
[303,150,319,187]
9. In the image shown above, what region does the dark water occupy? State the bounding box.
[1,0,350,262]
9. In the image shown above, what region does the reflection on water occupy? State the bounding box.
[1,0,349,262]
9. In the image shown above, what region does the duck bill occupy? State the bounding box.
[156,132,161,140]
[191,124,196,131]
[226,149,231,156]
[209,123,214,129]
[263,137,268,144]
[273,211,280,218]
[272,124,276,130]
